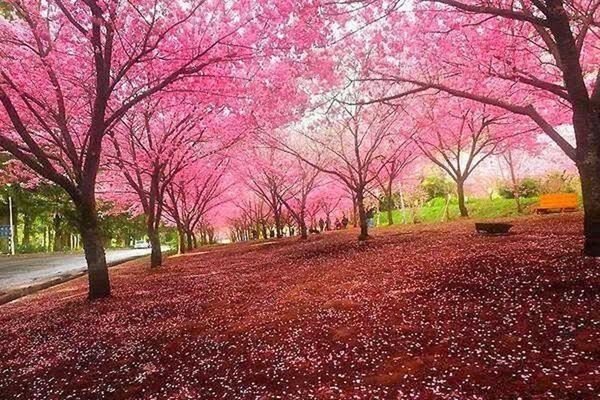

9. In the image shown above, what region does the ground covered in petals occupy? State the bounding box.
[1,214,599,399]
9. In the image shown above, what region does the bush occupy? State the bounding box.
[420,175,455,201]
[519,178,541,197]
[498,177,541,199]
[540,171,578,194]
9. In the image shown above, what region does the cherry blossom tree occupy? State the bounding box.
[0,0,337,298]
[164,158,232,253]
[107,100,207,268]
[242,147,294,239]
[276,159,322,239]
[310,179,348,230]
[413,98,525,217]
[230,195,272,242]
[278,101,412,240]
[0,1,236,297]
[372,130,417,225]
[343,0,600,255]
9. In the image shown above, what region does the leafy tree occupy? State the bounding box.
[420,174,455,202]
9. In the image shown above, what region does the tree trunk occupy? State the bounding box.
[53,214,63,252]
[357,190,368,240]
[456,179,469,217]
[148,226,162,268]
[22,213,32,247]
[192,232,198,248]
[506,150,523,213]
[352,195,358,228]
[177,227,186,254]
[579,158,600,256]
[261,223,268,240]
[186,230,193,251]
[274,213,283,238]
[386,191,394,226]
[300,220,308,239]
[77,199,110,299]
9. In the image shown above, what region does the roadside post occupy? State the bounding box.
[8,195,15,255]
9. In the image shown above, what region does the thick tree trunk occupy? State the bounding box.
[456,179,469,217]
[274,212,283,238]
[177,227,186,254]
[300,220,308,239]
[148,227,162,268]
[579,157,600,256]
[357,190,368,240]
[77,199,110,299]
[192,232,197,248]
[186,230,193,251]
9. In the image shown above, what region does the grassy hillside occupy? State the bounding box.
[377,197,542,225]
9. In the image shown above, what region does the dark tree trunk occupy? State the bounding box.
[22,213,33,247]
[300,220,308,239]
[186,230,193,251]
[148,226,162,268]
[352,195,358,228]
[192,232,197,248]
[456,179,469,217]
[357,189,368,240]
[579,155,600,256]
[77,199,110,299]
[53,213,63,252]
[274,212,283,238]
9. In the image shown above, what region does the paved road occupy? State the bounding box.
[0,249,152,293]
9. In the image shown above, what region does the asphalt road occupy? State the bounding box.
[0,248,152,293]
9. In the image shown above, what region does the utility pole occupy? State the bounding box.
[8,195,15,255]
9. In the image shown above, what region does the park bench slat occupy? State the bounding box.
[534,193,578,214]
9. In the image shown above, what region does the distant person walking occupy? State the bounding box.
[334,218,342,230]
[318,218,325,232]
[366,207,375,228]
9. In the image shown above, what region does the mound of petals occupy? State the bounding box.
[1,214,599,399]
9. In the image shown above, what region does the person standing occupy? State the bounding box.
[366,207,375,228]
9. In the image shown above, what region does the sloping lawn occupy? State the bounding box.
[0,214,598,399]
[378,197,541,225]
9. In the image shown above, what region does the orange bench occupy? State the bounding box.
[534,193,578,214]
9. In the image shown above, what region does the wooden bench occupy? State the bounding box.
[475,222,512,235]
[534,193,578,214]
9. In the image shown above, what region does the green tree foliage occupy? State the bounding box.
[498,178,541,199]
[420,174,455,201]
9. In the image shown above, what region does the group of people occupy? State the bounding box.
[253,206,378,240]
[314,206,377,233]
[317,215,349,232]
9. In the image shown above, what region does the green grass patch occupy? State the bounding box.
[377,197,541,225]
